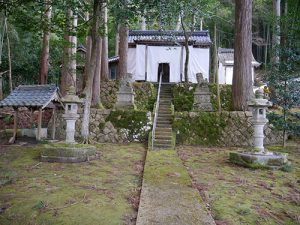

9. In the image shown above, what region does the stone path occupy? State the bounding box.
[136,150,216,225]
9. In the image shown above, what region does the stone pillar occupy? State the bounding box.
[193,73,213,111]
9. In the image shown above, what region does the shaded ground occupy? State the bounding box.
[137,150,215,225]
[177,142,300,225]
[0,143,146,225]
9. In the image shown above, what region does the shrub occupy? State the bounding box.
[106,109,151,142]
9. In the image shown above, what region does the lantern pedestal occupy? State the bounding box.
[40,88,98,163]
[229,90,289,169]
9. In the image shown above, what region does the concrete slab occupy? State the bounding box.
[136,150,215,225]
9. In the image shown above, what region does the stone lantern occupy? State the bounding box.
[229,89,288,169]
[61,87,82,144]
[248,89,272,153]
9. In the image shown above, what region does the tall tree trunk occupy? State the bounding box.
[272,0,281,64]
[82,12,92,91]
[4,18,12,92]
[181,16,191,83]
[175,14,181,31]
[101,3,109,81]
[211,20,218,83]
[81,0,102,142]
[117,25,128,80]
[140,16,147,30]
[92,37,102,106]
[61,9,75,96]
[115,24,119,56]
[70,13,78,90]
[232,0,253,111]
[39,0,52,85]
[214,22,221,112]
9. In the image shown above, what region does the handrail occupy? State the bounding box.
[152,72,163,150]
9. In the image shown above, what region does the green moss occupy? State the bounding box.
[174,112,227,146]
[177,143,300,225]
[0,143,146,225]
[106,109,150,142]
[133,82,157,111]
[172,83,196,112]
[209,84,233,111]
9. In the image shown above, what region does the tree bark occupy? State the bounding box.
[39,0,52,85]
[81,0,102,142]
[101,3,109,81]
[181,16,191,83]
[175,14,181,31]
[140,15,147,30]
[115,24,119,56]
[117,25,128,80]
[92,37,102,106]
[82,12,92,91]
[4,18,12,92]
[61,9,73,96]
[272,0,280,64]
[232,0,253,111]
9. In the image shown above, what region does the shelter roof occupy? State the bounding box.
[218,48,260,67]
[128,30,211,46]
[0,85,62,109]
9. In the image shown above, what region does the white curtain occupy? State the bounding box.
[147,46,181,82]
[135,45,146,80]
[127,48,136,75]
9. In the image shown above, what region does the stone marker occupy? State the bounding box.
[230,89,288,169]
[115,73,135,109]
[194,73,213,111]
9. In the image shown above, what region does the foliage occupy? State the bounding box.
[174,112,226,146]
[266,2,300,142]
[106,109,151,142]
[209,84,233,111]
[133,82,157,111]
[172,83,196,112]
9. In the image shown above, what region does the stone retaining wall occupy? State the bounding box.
[174,111,283,147]
[52,108,128,143]
[218,111,282,147]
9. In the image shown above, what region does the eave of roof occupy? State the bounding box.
[0,85,63,109]
[128,30,211,46]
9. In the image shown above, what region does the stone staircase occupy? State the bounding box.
[152,84,173,150]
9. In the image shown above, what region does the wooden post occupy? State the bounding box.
[51,107,56,140]
[9,108,18,144]
[37,108,42,141]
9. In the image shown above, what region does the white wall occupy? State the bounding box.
[129,45,210,83]
[218,63,254,85]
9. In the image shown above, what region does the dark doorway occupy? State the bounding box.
[157,63,170,83]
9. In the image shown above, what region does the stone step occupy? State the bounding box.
[154,135,172,141]
[152,143,172,149]
[154,140,172,145]
[156,122,172,127]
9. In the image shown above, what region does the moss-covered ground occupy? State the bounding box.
[0,143,146,225]
[177,142,300,225]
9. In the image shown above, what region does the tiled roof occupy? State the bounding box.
[108,56,119,63]
[128,30,211,45]
[218,48,260,67]
[0,85,60,109]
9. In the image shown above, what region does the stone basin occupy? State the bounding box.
[40,143,99,163]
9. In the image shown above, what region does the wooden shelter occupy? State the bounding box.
[0,85,63,143]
